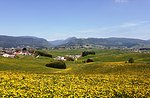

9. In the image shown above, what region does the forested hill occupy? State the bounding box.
[0,35,51,48]
[51,37,150,48]
[1,35,150,48]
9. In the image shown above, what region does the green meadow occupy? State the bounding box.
[0,49,150,97]
[0,49,150,74]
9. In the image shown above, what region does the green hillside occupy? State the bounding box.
[0,35,51,48]
[0,49,150,74]
[0,49,150,97]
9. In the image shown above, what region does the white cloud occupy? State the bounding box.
[77,20,150,40]
[47,20,150,40]
[48,32,72,41]
[115,0,128,3]
[120,23,139,27]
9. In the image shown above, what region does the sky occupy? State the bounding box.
[0,0,150,41]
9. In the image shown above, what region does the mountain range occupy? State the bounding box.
[0,35,150,48]
[0,35,51,48]
[50,37,150,48]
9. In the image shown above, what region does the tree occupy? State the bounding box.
[22,48,27,52]
[128,58,134,63]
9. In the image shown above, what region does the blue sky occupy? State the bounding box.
[0,0,150,41]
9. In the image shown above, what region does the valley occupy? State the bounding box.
[0,49,150,97]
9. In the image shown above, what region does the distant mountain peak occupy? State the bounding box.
[49,37,77,46]
[65,37,77,40]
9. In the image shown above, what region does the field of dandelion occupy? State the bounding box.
[0,49,150,97]
[0,71,149,97]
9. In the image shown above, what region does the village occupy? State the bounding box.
[0,47,150,61]
[0,47,82,61]
[0,47,34,58]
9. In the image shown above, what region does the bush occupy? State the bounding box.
[86,59,94,63]
[45,61,66,69]
[82,51,95,57]
[128,58,134,63]
[82,59,94,63]
[35,51,52,58]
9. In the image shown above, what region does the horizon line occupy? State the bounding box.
[0,34,149,41]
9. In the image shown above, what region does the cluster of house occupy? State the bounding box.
[122,48,150,54]
[0,48,34,58]
[54,55,81,61]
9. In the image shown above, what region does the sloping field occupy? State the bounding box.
[0,49,150,97]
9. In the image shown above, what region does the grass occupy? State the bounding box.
[0,49,150,97]
[0,55,59,73]
[0,49,150,74]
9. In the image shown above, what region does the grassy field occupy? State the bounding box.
[0,49,150,97]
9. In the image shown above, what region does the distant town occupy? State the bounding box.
[0,46,150,59]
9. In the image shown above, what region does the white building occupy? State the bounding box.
[2,54,16,58]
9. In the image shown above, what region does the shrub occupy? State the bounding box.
[128,58,134,63]
[82,51,95,57]
[45,61,66,69]
[35,51,52,58]
[82,59,94,63]
[86,59,94,63]
[22,48,27,52]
